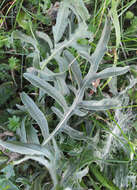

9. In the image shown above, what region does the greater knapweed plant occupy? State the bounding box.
[0,0,137,189]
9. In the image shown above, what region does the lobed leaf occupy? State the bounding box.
[55,76,70,95]
[21,92,49,140]
[64,50,83,88]
[36,31,53,49]
[51,106,88,140]
[69,22,93,53]
[41,22,93,70]
[62,125,89,141]
[69,0,90,21]
[18,117,27,143]
[0,140,53,159]
[24,73,68,111]
[89,18,111,73]
[13,30,37,49]
[27,67,65,82]
[29,156,58,186]
[98,66,130,79]
[13,31,40,69]
[84,66,130,87]
[78,98,120,111]
[108,77,118,95]
[53,1,70,43]
[27,66,69,96]
[74,108,87,117]
[26,124,40,144]
[54,55,70,95]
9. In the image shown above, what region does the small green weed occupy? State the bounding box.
[8,116,20,132]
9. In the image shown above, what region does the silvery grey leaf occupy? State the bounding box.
[19,117,27,143]
[0,140,53,159]
[79,51,92,64]
[53,1,70,43]
[27,67,65,82]
[28,156,58,186]
[60,162,82,189]
[26,124,40,144]
[62,125,89,141]
[98,66,130,79]
[43,66,56,75]
[74,108,87,117]
[68,85,77,96]
[68,5,81,22]
[20,92,49,140]
[24,73,68,111]
[55,76,70,96]
[84,66,130,88]
[89,18,111,72]
[13,31,40,69]
[108,77,118,95]
[16,104,27,112]
[75,166,89,182]
[41,22,93,69]
[30,173,45,190]
[54,22,91,52]
[52,138,61,161]
[82,72,97,87]
[7,108,24,116]
[40,41,67,70]
[42,103,84,145]
[51,107,88,140]
[102,108,134,159]
[69,22,93,53]
[54,55,70,95]
[13,30,38,49]
[61,21,92,48]
[0,178,19,190]
[36,31,53,49]
[78,98,120,110]
[64,50,83,88]
[69,0,90,21]
[55,54,69,72]
[38,89,46,102]
[27,51,40,69]
[120,78,137,95]
[33,51,40,69]
[51,106,63,119]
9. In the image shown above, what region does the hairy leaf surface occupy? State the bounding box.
[24,73,68,111]
[89,18,111,73]
[78,98,120,110]
[69,0,90,21]
[53,1,70,43]
[64,50,82,88]
[0,140,53,159]
[21,92,49,140]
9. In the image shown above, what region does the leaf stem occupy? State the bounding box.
[42,105,74,146]
[42,87,85,146]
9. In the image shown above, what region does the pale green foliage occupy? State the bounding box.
[0,0,136,189]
